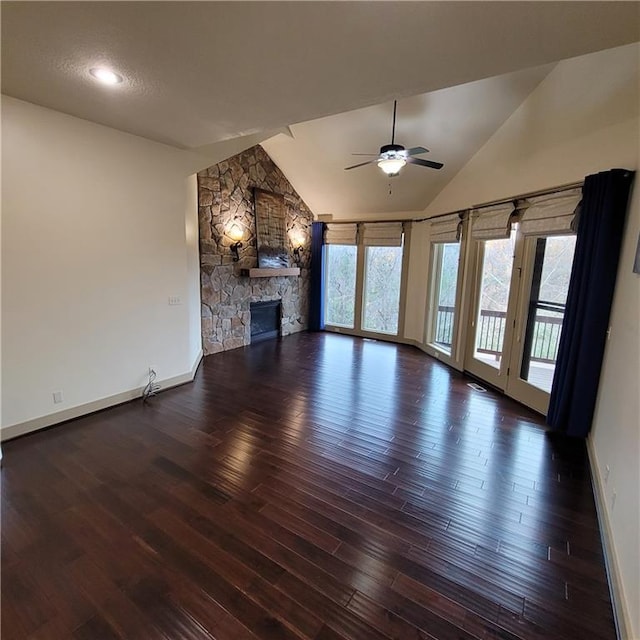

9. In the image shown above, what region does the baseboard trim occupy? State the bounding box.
[587,438,632,640]
[1,350,204,442]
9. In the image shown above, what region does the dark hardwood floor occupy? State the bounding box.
[1,333,616,640]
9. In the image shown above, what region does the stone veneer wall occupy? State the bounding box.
[198,145,312,355]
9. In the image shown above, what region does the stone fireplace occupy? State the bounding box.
[197,145,313,355]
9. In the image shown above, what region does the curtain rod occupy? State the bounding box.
[412,179,584,222]
[320,180,584,225]
[467,179,584,211]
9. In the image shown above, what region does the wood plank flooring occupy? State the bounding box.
[1,333,616,640]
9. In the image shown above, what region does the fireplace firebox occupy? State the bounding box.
[250,300,281,343]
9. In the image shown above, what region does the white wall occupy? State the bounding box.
[1,97,198,435]
[1,97,278,438]
[404,43,639,638]
[403,221,430,343]
[424,43,639,216]
[590,181,640,639]
[184,173,202,368]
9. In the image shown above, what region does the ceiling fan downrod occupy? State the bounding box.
[391,100,397,146]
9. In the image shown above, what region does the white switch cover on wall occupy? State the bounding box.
[53,390,63,404]
[168,296,182,305]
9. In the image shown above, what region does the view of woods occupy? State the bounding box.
[362,246,402,334]
[472,234,516,361]
[324,243,403,333]
[477,235,516,313]
[538,235,577,303]
[436,243,461,308]
[325,233,575,387]
[324,245,357,327]
[521,235,576,388]
[432,242,461,351]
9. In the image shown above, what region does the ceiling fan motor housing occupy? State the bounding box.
[380,143,406,157]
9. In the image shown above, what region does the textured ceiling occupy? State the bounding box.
[2,2,638,216]
[2,2,638,149]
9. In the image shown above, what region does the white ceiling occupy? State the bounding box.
[2,2,638,215]
[262,65,553,216]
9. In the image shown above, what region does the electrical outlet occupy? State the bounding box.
[604,465,610,483]
[611,490,617,511]
[53,390,63,404]
[168,296,182,306]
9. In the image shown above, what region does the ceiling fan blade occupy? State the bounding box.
[350,153,379,156]
[405,146,429,156]
[407,157,444,170]
[344,160,376,171]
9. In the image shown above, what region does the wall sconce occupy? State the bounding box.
[290,231,305,265]
[228,224,243,262]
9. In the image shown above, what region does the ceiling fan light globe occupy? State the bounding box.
[377,157,406,176]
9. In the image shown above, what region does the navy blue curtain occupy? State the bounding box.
[547,169,634,437]
[308,222,325,331]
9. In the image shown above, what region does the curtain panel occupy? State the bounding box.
[309,221,326,331]
[547,169,635,437]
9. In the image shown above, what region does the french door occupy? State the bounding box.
[465,229,576,414]
[465,228,519,389]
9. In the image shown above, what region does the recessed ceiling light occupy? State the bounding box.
[89,67,123,85]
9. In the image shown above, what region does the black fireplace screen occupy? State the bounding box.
[250,301,281,343]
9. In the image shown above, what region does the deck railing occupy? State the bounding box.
[433,305,455,346]
[434,306,563,364]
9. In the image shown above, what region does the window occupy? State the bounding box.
[428,242,461,353]
[323,222,405,337]
[324,244,357,328]
[362,245,403,334]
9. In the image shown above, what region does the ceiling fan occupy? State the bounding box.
[344,100,444,177]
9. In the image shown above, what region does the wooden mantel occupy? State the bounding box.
[240,267,300,278]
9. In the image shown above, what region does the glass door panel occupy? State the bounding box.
[428,242,461,354]
[324,244,357,328]
[472,233,516,371]
[362,245,403,335]
[519,235,576,392]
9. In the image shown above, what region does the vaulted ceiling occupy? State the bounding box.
[2,1,638,215]
[261,65,553,216]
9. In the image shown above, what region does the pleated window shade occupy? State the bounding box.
[430,213,463,243]
[470,203,515,240]
[518,188,582,235]
[361,222,403,247]
[324,223,358,245]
